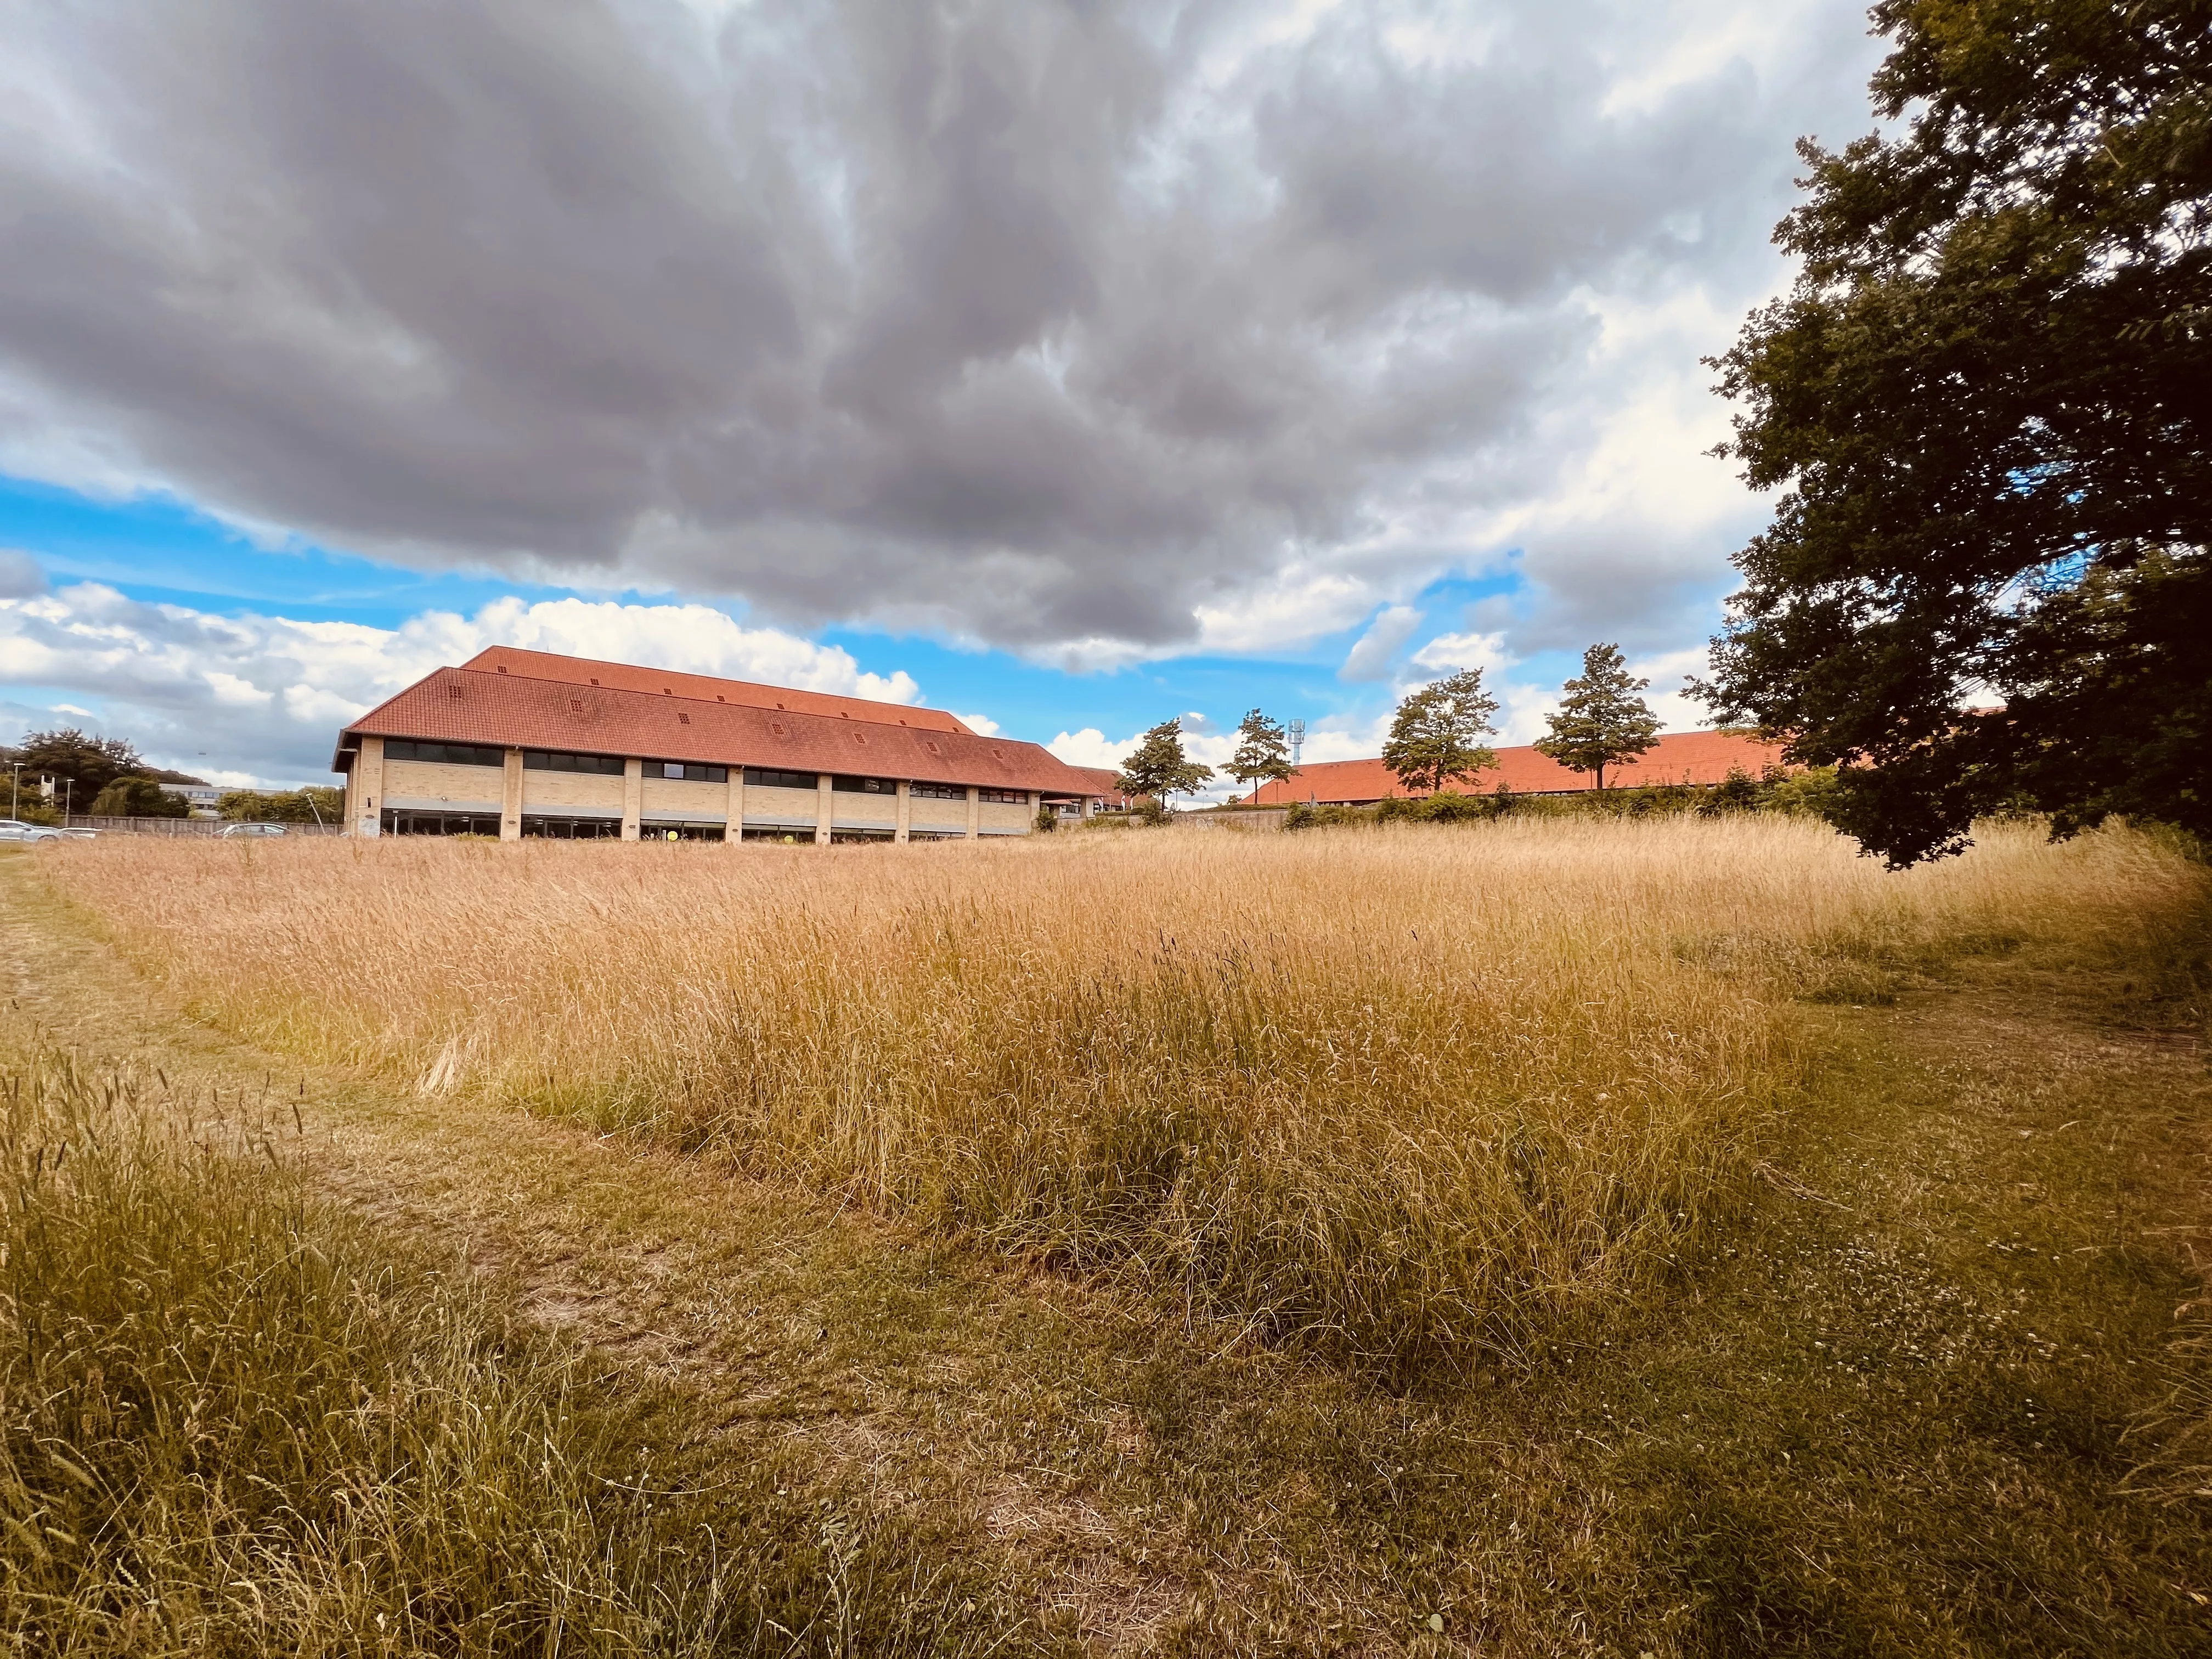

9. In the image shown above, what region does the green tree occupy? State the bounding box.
[219,787,343,825]
[16,729,143,812]
[1380,670,1498,794]
[1699,0,2212,866]
[1115,719,1214,811]
[1534,644,1661,790]
[1225,708,1295,794]
[89,776,189,818]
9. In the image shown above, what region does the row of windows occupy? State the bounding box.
[651,760,729,782]
[524,749,625,775]
[386,740,505,768]
[380,743,1036,803]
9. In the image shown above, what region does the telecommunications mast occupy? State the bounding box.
[1286,719,1306,768]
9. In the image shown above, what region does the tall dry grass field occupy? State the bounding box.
[46,819,2203,1373]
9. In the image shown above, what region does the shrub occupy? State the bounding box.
[87,776,188,817]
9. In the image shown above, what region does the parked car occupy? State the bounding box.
[59,827,99,839]
[217,821,287,838]
[0,820,62,843]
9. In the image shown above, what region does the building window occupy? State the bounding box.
[523,750,625,775]
[743,767,817,791]
[385,740,504,767]
[646,760,727,783]
[520,816,623,839]
[977,788,1028,804]
[908,781,964,800]
[832,775,898,794]
[381,808,501,836]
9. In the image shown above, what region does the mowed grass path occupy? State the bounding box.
[7,837,2211,1655]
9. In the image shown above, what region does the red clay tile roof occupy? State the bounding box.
[460,646,975,734]
[339,667,1099,794]
[1068,765,1130,803]
[1245,730,1791,804]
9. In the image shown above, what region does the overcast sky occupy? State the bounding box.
[0,0,1886,789]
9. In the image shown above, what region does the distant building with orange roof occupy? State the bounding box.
[1244,730,1788,806]
[335,650,1119,843]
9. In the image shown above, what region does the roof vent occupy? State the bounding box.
[569,698,584,713]
[716,695,725,702]
[663,688,672,695]
[839,711,849,718]
[678,712,691,725]
[926,741,940,755]
[852,732,866,746]
[448,685,464,701]
[496,665,507,674]
[771,721,785,736]
[589,678,600,686]
[775,701,785,709]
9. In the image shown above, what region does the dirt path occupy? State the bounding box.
[0,856,1226,1652]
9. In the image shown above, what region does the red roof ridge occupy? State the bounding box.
[460,645,973,735]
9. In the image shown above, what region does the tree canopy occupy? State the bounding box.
[90,777,189,818]
[1535,644,1661,789]
[1381,670,1498,794]
[219,787,344,825]
[1700,0,2212,865]
[1225,709,1295,793]
[15,729,145,809]
[1116,719,1214,809]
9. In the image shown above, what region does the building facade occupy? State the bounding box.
[334,650,1109,842]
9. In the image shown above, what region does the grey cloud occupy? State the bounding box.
[0,552,44,598]
[0,0,1880,653]
[1339,603,1423,681]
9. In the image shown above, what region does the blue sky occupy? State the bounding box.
[0,0,1882,789]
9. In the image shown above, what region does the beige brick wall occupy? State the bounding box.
[832,790,898,827]
[521,770,626,812]
[907,791,967,833]
[979,799,1032,834]
[383,759,505,809]
[742,784,821,826]
[640,776,730,820]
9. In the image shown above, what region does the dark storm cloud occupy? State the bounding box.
[0,0,1875,652]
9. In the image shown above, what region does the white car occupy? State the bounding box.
[218,822,288,839]
[0,820,62,843]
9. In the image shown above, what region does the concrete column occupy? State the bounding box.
[500,749,523,841]
[726,766,746,845]
[621,758,642,841]
[815,774,833,845]
[1027,790,1041,834]
[894,779,911,844]
[964,786,980,839]
[355,736,385,837]
[1081,796,1094,820]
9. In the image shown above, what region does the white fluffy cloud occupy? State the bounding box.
[0,583,918,785]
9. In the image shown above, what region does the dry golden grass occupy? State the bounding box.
[46,817,2203,1375]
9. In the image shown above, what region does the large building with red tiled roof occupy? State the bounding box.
[335,652,1111,842]
[1243,730,1789,806]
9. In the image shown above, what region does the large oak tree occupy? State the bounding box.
[1700,0,2211,865]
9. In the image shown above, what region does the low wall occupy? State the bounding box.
[64,816,346,837]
